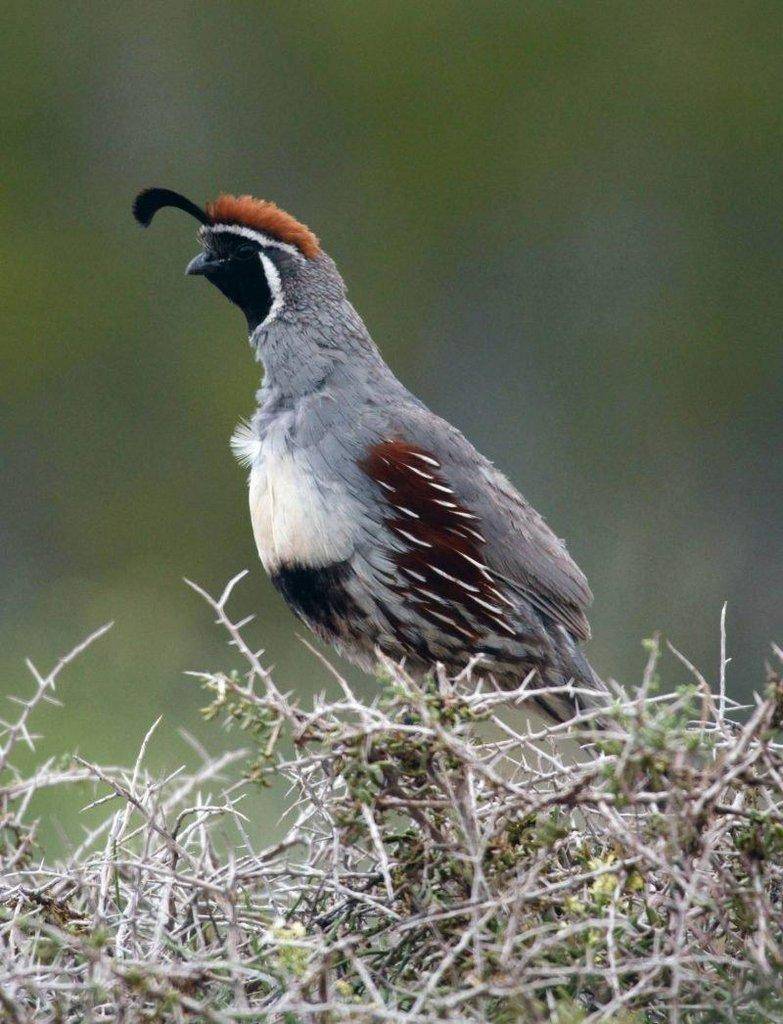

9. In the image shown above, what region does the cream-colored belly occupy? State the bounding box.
[247,445,356,575]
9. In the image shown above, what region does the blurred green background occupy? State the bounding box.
[2,3,782,837]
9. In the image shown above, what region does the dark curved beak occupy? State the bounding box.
[185,251,224,276]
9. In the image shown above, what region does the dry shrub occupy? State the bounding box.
[1,573,782,1022]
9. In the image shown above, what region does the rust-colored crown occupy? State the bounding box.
[206,194,320,259]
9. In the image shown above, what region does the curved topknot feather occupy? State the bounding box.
[206,194,320,259]
[133,188,211,228]
[132,187,320,259]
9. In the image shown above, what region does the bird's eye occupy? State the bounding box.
[236,243,257,260]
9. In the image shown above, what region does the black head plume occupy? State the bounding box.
[132,187,211,228]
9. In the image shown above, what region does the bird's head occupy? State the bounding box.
[133,186,392,396]
[132,187,329,334]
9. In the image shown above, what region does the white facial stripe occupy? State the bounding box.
[201,224,291,336]
[258,252,283,329]
[207,223,301,258]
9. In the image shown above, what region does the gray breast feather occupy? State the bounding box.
[243,385,592,646]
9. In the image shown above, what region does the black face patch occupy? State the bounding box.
[271,562,361,639]
[199,233,274,331]
[206,231,260,261]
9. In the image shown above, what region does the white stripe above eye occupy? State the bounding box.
[206,223,301,258]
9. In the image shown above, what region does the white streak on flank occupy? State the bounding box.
[378,480,395,492]
[488,585,515,608]
[207,223,301,258]
[403,463,434,481]
[451,509,479,521]
[429,482,454,495]
[491,615,517,637]
[415,586,448,605]
[396,528,432,548]
[401,567,427,583]
[428,564,480,593]
[433,499,458,509]
[393,505,420,519]
[468,593,505,617]
[230,421,262,467]
[409,452,441,468]
[464,527,487,544]
[449,524,487,545]
[457,578,482,594]
[458,551,493,579]
[424,608,473,637]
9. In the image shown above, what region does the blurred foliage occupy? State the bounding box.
[1,2,781,834]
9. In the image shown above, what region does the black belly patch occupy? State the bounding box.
[271,561,359,636]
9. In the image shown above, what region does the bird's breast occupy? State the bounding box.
[247,440,357,576]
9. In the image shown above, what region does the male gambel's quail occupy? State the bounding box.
[133,187,607,723]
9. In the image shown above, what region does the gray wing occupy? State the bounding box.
[356,402,593,644]
[278,387,599,722]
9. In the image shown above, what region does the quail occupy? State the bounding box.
[133,187,607,723]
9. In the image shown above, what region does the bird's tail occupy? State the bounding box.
[534,631,611,727]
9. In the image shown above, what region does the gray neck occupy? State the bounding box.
[248,252,396,402]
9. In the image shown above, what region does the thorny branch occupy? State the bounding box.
[1,578,782,1022]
